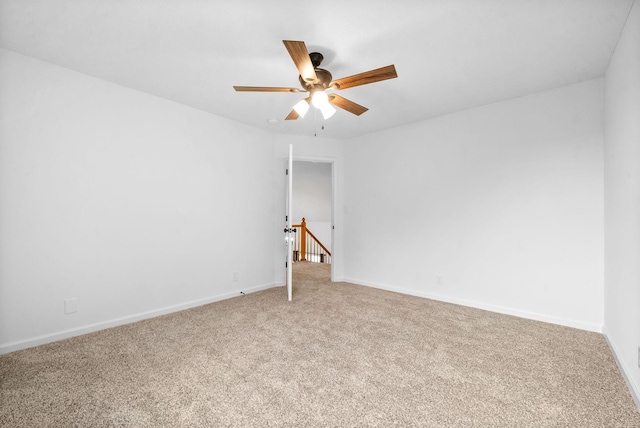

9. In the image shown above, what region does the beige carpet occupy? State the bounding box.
[1,262,639,427]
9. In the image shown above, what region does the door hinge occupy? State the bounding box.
[286,169,289,175]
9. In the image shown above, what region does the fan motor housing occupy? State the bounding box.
[299,68,333,91]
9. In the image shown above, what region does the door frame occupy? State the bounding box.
[291,154,338,283]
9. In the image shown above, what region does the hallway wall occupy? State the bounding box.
[293,161,332,250]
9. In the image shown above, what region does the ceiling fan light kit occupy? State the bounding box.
[233,40,398,122]
[292,98,310,117]
[319,103,337,120]
[311,90,329,108]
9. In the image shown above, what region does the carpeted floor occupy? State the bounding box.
[1,262,639,427]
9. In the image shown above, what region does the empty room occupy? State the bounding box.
[1,0,639,426]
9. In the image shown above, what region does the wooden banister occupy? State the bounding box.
[292,218,307,261]
[306,228,331,256]
[292,217,331,263]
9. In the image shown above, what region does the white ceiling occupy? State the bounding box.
[0,0,634,140]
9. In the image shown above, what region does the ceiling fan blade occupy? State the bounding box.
[283,40,318,84]
[285,109,300,120]
[331,65,397,90]
[328,94,369,116]
[233,86,301,92]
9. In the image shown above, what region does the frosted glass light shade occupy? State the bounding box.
[311,91,329,108]
[292,99,309,117]
[320,104,336,120]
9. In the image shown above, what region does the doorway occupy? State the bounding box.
[291,158,335,282]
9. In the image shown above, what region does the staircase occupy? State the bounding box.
[292,218,331,264]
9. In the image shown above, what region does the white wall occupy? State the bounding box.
[293,161,332,249]
[344,79,605,331]
[604,0,640,405]
[0,49,278,353]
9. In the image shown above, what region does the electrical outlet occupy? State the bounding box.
[64,298,78,314]
[233,271,239,282]
[435,275,443,286]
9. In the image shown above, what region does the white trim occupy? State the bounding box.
[342,277,603,333]
[0,282,280,355]
[604,334,640,411]
[287,144,293,301]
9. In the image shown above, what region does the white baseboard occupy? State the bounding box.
[604,334,640,411]
[341,277,603,333]
[0,282,280,355]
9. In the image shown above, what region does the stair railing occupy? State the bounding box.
[291,217,332,264]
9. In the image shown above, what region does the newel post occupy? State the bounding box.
[300,217,307,261]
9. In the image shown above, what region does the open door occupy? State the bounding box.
[284,144,294,301]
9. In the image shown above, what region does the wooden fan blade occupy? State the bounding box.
[285,109,300,120]
[331,65,397,90]
[328,94,369,116]
[233,86,301,92]
[283,40,318,83]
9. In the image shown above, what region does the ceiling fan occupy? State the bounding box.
[233,40,398,121]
